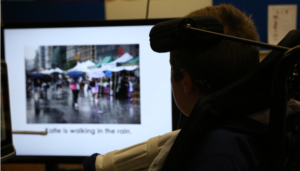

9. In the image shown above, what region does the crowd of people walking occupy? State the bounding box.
[26,71,140,112]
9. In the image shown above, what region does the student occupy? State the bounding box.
[151,4,263,170]
[83,4,300,171]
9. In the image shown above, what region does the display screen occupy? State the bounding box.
[3,23,172,156]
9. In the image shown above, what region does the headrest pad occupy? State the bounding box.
[149,16,224,53]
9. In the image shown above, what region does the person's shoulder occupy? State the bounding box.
[202,128,254,145]
[189,128,267,171]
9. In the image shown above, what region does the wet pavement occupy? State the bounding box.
[26,86,141,124]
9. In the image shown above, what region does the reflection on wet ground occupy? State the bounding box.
[27,87,141,124]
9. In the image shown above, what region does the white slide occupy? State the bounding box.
[4,24,172,156]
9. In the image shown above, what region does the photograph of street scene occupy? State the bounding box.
[25,44,140,124]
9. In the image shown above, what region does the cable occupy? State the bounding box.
[185,25,290,52]
[146,0,150,19]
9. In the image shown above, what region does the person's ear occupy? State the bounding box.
[180,69,194,95]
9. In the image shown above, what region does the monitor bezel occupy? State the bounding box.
[1,60,17,163]
[2,19,174,29]
[2,18,182,164]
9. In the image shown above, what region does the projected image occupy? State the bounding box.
[25,45,140,124]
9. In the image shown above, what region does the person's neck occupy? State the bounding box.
[184,95,203,116]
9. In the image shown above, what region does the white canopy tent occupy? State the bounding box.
[82,60,96,68]
[68,63,79,72]
[42,67,64,75]
[101,53,133,70]
[68,60,95,73]
[104,65,138,72]
[53,67,64,73]
[42,69,53,75]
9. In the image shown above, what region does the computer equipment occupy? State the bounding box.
[2,19,175,163]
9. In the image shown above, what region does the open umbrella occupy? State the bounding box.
[30,73,52,81]
[88,69,105,78]
[105,71,112,78]
[40,74,52,82]
[67,71,84,78]
[30,73,44,79]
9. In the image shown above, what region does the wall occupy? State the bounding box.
[1,0,212,22]
[105,0,212,20]
[1,1,106,22]
[213,0,300,46]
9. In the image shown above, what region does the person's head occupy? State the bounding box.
[170,4,260,116]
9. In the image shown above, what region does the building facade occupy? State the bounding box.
[66,45,94,62]
[66,46,76,62]
[95,44,139,63]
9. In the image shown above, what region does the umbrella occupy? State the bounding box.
[105,71,112,78]
[67,71,84,78]
[30,73,52,81]
[88,69,105,78]
[40,74,52,82]
[51,72,61,75]
[30,73,44,79]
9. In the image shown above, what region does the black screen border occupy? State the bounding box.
[2,18,182,164]
[1,61,12,147]
[1,60,16,163]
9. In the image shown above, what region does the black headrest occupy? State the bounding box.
[149,16,224,53]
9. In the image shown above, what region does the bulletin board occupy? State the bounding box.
[213,0,300,47]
